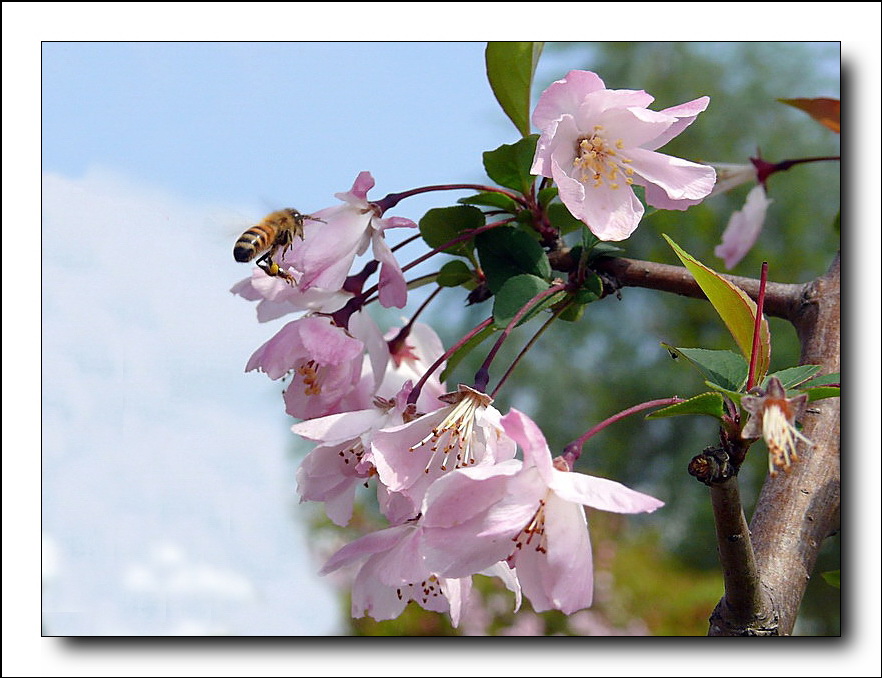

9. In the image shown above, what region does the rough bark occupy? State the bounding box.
[595,252,840,635]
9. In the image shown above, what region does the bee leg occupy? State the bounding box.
[256,251,296,285]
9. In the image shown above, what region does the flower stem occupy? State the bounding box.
[473,283,566,393]
[562,397,685,464]
[387,287,442,357]
[407,317,494,406]
[374,184,529,213]
[490,302,571,399]
[400,219,514,275]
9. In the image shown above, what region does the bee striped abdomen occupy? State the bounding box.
[233,224,276,262]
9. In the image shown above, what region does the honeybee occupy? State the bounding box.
[233,208,324,283]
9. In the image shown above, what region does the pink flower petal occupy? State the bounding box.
[500,409,554,481]
[628,147,717,206]
[714,184,773,269]
[549,471,665,514]
[532,70,607,132]
[644,96,710,151]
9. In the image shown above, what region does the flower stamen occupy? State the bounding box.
[510,498,549,558]
[409,386,492,474]
[573,130,632,190]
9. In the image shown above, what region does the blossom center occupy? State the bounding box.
[762,401,810,476]
[573,125,634,190]
[337,440,366,467]
[509,498,549,559]
[410,389,491,473]
[296,360,323,396]
[396,575,443,605]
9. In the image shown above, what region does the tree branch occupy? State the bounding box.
[747,252,840,635]
[594,252,840,635]
[590,255,803,320]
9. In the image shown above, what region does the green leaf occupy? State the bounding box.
[485,42,544,136]
[557,302,584,322]
[457,191,520,213]
[800,372,840,402]
[806,386,840,402]
[538,186,558,208]
[801,372,840,387]
[663,344,749,392]
[475,226,551,294]
[439,323,497,383]
[546,202,585,235]
[663,235,771,381]
[646,392,726,420]
[763,364,822,390]
[483,136,540,194]
[821,570,840,589]
[492,274,561,328]
[705,381,744,406]
[436,260,474,288]
[419,205,485,258]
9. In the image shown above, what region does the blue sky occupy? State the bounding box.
[7,1,881,672]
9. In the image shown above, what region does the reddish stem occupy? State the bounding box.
[374,184,529,213]
[407,317,494,406]
[562,397,685,465]
[746,261,768,392]
[473,283,566,393]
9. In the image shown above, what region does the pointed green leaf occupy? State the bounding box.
[663,235,771,381]
[801,372,840,388]
[458,191,520,213]
[805,386,840,402]
[705,381,744,406]
[801,372,840,402]
[763,365,822,390]
[476,226,551,294]
[646,392,726,420]
[483,136,539,194]
[485,42,544,136]
[663,344,749,392]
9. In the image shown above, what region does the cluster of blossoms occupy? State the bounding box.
[230,70,736,625]
[232,173,664,625]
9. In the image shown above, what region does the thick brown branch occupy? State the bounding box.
[748,252,840,635]
[707,476,779,635]
[590,256,803,320]
[590,252,840,635]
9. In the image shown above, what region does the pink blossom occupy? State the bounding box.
[714,184,774,269]
[319,522,472,626]
[290,171,416,308]
[245,315,365,420]
[292,386,411,526]
[531,70,716,241]
[319,516,521,626]
[376,321,447,412]
[230,267,353,322]
[370,385,516,519]
[420,409,664,614]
